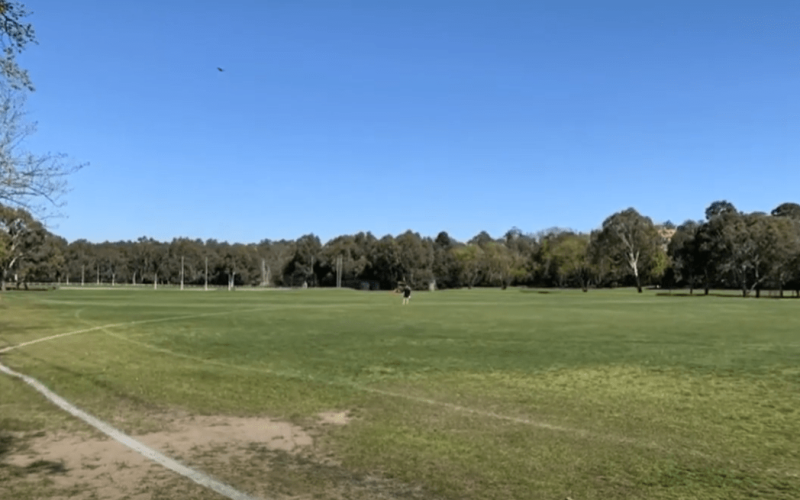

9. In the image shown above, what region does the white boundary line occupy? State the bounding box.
[0,324,124,354]
[0,308,274,354]
[0,361,262,500]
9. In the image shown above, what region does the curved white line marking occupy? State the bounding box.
[0,362,262,500]
[0,307,272,355]
[0,324,120,354]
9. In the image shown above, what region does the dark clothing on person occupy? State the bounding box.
[403,287,411,298]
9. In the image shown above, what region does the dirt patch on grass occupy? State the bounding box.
[141,414,313,457]
[318,410,352,426]
[2,411,437,499]
[1,414,313,499]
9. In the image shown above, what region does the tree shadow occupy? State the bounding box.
[0,432,12,458]
[655,292,799,299]
[25,459,68,474]
[0,433,69,476]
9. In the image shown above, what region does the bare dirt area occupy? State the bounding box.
[1,413,310,499]
[1,410,436,500]
[317,411,352,427]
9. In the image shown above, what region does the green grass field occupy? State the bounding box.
[1,288,799,499]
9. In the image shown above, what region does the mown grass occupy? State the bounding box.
[1,287,799,499]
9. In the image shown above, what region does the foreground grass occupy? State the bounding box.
[1,287,799,499]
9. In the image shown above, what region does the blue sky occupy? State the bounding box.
[20,0,800,244]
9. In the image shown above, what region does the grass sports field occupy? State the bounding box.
[1,287,798,499]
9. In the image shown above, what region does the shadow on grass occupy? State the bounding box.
[25,459,68,474]
[0,432,12,458]
[655,292,800,299]
[0,433,67,477]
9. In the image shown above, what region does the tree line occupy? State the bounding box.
[3,200,800,296]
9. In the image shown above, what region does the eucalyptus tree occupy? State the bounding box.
[65,239,95,286]
[699,208,780,297]
[550,233,591,291]
[166,237,205,287]
[95,242,126,286]
[147,240,167,289]
[503,227,537,285]
[692,202,742,294]
[0,203,44,289]
[216,243,256,289]
[482,242,525,289]
[368,235,403,289]
[769,203,800,296]
[256,238,296,287]
[453,244,484,288]
[318,234,373,287]
[432,231,461,289]
[667,220,701,293]
[590,208,660,293]
[19,230,65,285]
[284,234,322,287]
[395,230,435,289]
[128,237,165,287]
[763,215,800,297]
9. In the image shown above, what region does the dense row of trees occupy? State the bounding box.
[3,201,800,297]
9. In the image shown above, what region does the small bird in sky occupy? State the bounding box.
[217,67,224,72]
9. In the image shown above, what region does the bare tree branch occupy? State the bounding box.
[0,85,85,218]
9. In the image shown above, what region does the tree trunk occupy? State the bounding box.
[629,257,643,293]
[154,273,158,290]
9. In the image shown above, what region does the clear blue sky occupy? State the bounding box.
[21,0,800,244]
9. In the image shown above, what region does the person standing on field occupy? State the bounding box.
[402,285,411,305]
